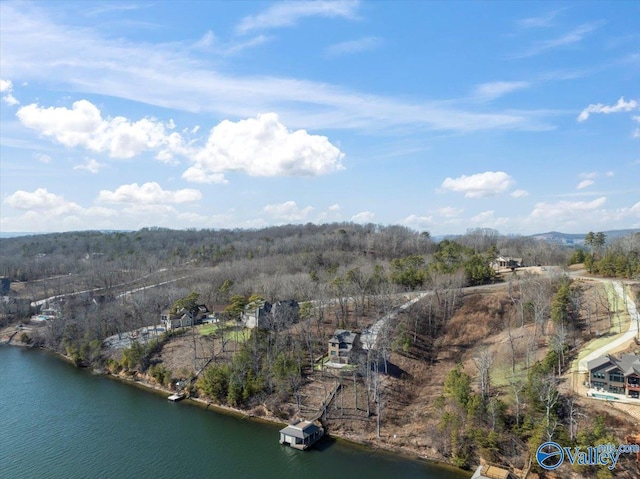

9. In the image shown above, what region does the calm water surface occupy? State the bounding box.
[0,347,470,479]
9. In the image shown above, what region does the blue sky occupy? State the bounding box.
[0,0,638,235]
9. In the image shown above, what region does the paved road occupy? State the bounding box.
[578,281,640,373]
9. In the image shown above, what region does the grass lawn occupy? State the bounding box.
[199,321,237,336]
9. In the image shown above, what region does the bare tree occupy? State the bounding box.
[473,348,495,403]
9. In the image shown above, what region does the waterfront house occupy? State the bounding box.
[328,329,357,365]
[279,420,323,450]
[587,353,640,398]
[161,304,210,330]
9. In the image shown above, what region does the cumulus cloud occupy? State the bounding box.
[470,210,509,228]
[4,188,81,214]
[263,200,313,222]
[351,211,374,223]
[473,81,530,101]
[402,214,433,230]
[73,158,103,173]
[530,196,607,219]
[16,100,187,161]
[97,182,201,205]
[0,79,12,92]
[0,78,19,106]
[577,97,638,122]
[183,113,345,184]
[440,171,514,198]
[510,189,529,198]
[237,0,359,34]
[576,180,594,190]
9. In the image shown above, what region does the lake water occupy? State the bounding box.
[0,346,469,479]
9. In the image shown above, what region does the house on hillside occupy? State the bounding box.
[241,299,299,329]
[587,353,640,398]
[328,329,358,365]
[490,256,523,272]
[161,304,210,330]
[241,300,272,329]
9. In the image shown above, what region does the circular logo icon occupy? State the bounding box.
[536,441,564,470]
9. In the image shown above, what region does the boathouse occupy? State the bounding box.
[278,420,323,450]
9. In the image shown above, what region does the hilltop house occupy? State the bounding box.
[161,304,210,330]
[241,300,299,329]
[490,256,523,272]
[328,329,358,365]
[587,353,640,398]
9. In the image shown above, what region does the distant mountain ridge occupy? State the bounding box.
[530,229,640,245]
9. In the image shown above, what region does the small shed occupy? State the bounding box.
[279,420,323,450]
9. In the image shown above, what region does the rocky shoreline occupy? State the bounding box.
[0,328,468,477]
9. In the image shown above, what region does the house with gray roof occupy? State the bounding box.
[328,329,357,365]
[587,353,640,398]
[279,420,323,450]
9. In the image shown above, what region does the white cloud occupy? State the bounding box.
[402,214,433,230]
[518,10,563,28]
[605,171,614,177]
[440,171,514,198]
[34,153,52,163]
[0,78,19,106]
[351,211,374,223]
[183,113,345,184]
[577,97,639,122]
[530,196,607,219]
[2,93,19,106]
[510,189,529,198]
[176,211,210,224]
[473,81,530,101]
[0,79,12,92]
[470,210,509,228]
[16,100,187,161]
[4,188,81,214]
[576,180,594,190]
[324,36,382,57]
[73,158,103,174]
[0,4,547,134]
[518,23,599,58]
[439,206,463,217]
[579,171,598,179]
[329,204,341,212]
[263,201,313,222]
[237,0,359,34]
[97,182,201,205]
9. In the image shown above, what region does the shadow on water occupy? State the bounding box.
[310,435,337,451]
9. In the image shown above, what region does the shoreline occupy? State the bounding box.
[0,337,469,477]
